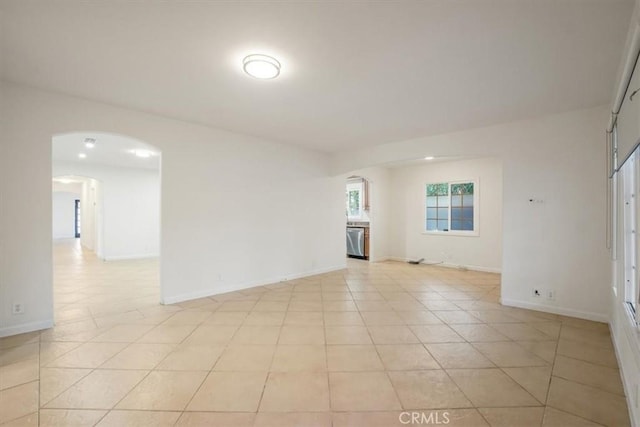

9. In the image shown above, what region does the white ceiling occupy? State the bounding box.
[1,1,633,153]
[53,132,160,170]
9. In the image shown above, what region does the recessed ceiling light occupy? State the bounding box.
[84,138,96,148]
[243,54,281,79]
[424,156,435,160]
[131,149,154,158]
[78,153,87,159]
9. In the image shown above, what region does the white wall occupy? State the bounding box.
[0,78,611,338]
[78,178,103,257]
[54,161,160,260]
[52,191,80,239]
[333,105,611,322]
[388,157,503,272]
[0,82,346,337]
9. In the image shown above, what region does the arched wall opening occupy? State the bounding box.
[1,83,347,337]
[51,132,163,323]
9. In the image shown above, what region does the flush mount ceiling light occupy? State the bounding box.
[424,156,435,160]
[84,137,96,148]
[78,153,87,159]
[243,54,281,79]
[130,149,154,158]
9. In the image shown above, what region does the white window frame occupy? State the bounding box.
[423,179,480,237]
[346,181,364,220]
[622,150,639,325]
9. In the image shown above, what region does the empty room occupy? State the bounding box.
[1,1,639,426]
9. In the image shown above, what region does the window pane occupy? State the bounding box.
[451,207,462,220]
[452,182,474,195]
[426,182,476,233]
[348,189,360,217]
[466,183,474,194]
[427,183,448,196]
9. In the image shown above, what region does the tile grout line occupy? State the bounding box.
[57,306,201,423]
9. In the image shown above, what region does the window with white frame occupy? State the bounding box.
[622,149,639,320]
[346,181,364,219]
[425,181,478,234]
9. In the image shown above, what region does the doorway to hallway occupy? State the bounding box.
[52,131,163,327]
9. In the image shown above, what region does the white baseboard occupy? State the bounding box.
[104,253,159,261]
[387,257,501,274]
[0,319,53,338]
[501,298,609,323]
[161,264,347,305]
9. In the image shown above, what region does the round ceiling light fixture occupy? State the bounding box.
[243,54,281,79]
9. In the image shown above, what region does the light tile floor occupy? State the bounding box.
[0,240,631,426]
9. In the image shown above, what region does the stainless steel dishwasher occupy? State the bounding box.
[346,227,365,258]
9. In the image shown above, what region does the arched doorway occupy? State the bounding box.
[51,132,163,327]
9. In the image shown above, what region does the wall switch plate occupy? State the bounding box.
[12,303,24,315]
[532,288,542,298]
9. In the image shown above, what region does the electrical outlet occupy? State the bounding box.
[532,288,542,298]
[12,303,24,315]
[546,290,556,300]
